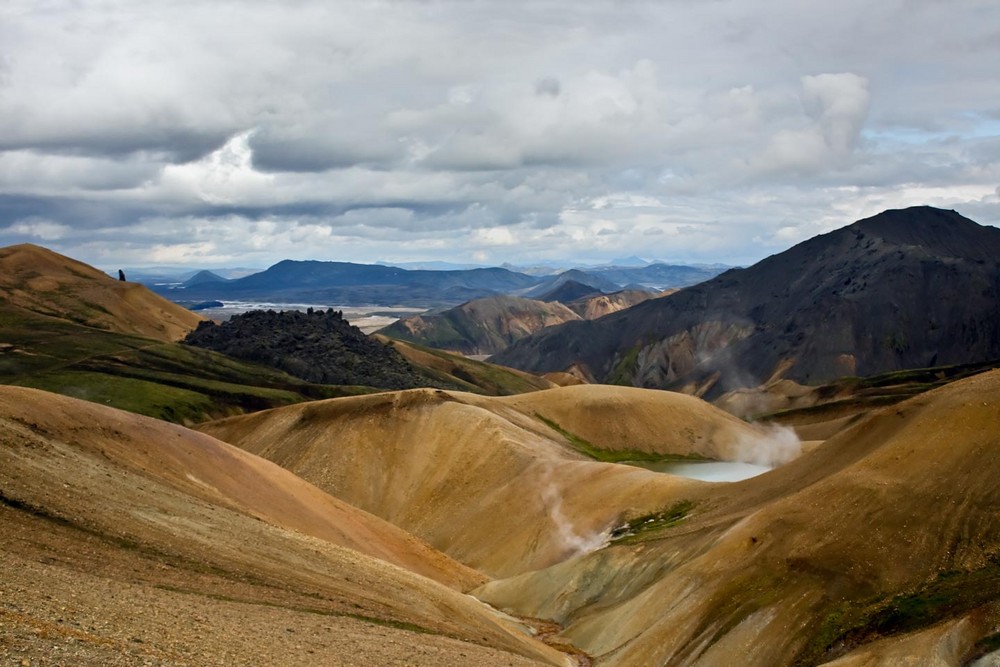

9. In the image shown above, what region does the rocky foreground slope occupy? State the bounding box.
[0,387,568,666]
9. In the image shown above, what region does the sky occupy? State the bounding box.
[1,0,999,271]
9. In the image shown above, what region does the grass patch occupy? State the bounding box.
[0,306,369,423]
[384,337,552,395]
[610,500,696,544]
[607,342,643,386]
[794,555,1000,665]
[533,413,694,463]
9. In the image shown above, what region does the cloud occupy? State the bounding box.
[0,0,997,268]
[756,73,870,174]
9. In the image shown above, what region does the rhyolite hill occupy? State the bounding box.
[493,206,1000,394]
[381,290,655,356]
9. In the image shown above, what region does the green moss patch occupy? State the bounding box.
[533,413,696,463]
[610,500,696,544]
[794,555,1000,666]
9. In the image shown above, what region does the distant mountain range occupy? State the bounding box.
[493,206,1000,394]
[152,258,726,307]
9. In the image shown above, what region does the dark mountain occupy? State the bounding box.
[380,295,581,356]
[537,279,602,303]
[524,269,619,299]
[587,262,726,288]
[182,270,228,287]
[184,308,445,390]
[493,207,1000,395]
[161,260,541,307]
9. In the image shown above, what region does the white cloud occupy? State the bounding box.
[0,0,997,267]
[4,218,72,241]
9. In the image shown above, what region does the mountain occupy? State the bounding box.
[524,269,619,299]
[376,260,487,271]
[607,255,650,267]
[587,262,727,288]
[380,295,582,356]
[0,243,203,342]
[182,269,228,287]
[165,259,542,307]
[0,386,565,666]
[566,289,656,319]
[494,207,1000,394]
[381,290,659,357]
[536,279,602,303]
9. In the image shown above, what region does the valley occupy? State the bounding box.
[2,206,1000,666]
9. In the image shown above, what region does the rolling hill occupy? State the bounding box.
[0,386,568,666]
[198,369,1000,664]
[474,368,1000,666]
[198,384,778,577]
[0,243,203,342]
[494,206,1000,395]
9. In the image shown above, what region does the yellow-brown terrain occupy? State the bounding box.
[5,242,1000,666]
[0,387,570,666]
[198,384,773,577]
[198,374,1000,665]
[0,244,203,342]
[476,370,1000,665]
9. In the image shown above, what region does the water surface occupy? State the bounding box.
[626,459,771,482]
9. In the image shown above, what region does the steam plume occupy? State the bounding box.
[540,467,612,559]
[732,423,802,467]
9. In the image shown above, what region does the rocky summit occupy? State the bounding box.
[494,206,1000,395]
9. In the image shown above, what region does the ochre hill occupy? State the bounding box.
[565,288,656,320]
[0,243,203,341]
[198,384,776,577]
[475,370,1000,666]
[381,295,582,355]
[0,387,569,666]
[380,290,657,357]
